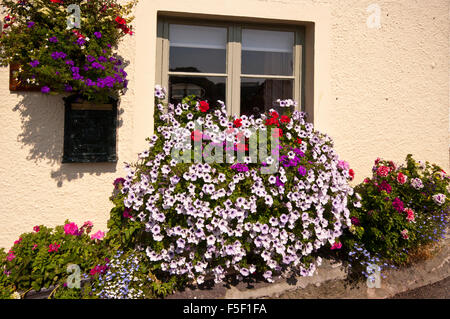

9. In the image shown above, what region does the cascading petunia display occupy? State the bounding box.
[109,86,358,285]
[0,0,137,102]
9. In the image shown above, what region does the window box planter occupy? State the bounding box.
[62,95,118,164]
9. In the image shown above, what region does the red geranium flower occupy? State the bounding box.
[115,16,126,25]
[198,101,209,113]
[349,169,355,181]
[280,115,290,123]
[265,118,279,127]
[234,119,242,128]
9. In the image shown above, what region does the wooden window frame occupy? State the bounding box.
[156,17,305,115]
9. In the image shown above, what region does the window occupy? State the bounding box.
[156,18,305,117]
[62,95,118,163]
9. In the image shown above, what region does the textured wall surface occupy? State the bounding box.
[0,0,448,249]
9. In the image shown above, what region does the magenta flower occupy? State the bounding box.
[91,230,105,241]
[6,252,16,261]
[113,178,125,187]
[392,197,404,213]
[298,165,307,176]
[331,242,342,250]
[378,180,392,194]
[351,217,360,226]
[64,222,79,236]
[48,243,61,253]
[33,226,40,233]
[94,31,102,39]
[123,208,132,219]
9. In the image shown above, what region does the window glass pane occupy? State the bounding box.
[169,24,227,74]
[242,29,294,76]
[169,76,226,106]
[240,78,293,117]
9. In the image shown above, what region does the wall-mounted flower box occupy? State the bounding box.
[9,63,41,92]
[62,95,118,163]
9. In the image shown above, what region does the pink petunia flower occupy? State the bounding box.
[6,252,15,261]
[401,229,409,240]
[404,208,415,222]
[33,226,40,233]
[397,172,407,184]
[91,230,105,241]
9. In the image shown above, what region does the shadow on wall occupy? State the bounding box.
[12,92,123,187]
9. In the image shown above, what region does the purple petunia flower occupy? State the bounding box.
[94,31,102,39]
[85,79,96,86]
[29,60,39,68]
[64,85,73,92]
[49,36,58,43]
[275,176,284,187]
[41,86,50,93]
[65,60,75,66]
[72,73,84,81]
[298,165,307,176]
[91,62,105,70]
[51,51,66,60]
[87,55,96,62]
[76,38,86,46]
[98,56,107,62]
[27,21,35,28]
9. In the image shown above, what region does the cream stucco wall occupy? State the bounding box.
[0,0,448,249]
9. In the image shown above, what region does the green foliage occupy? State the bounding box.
[343,155,449,265]
[0,221,111,296]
